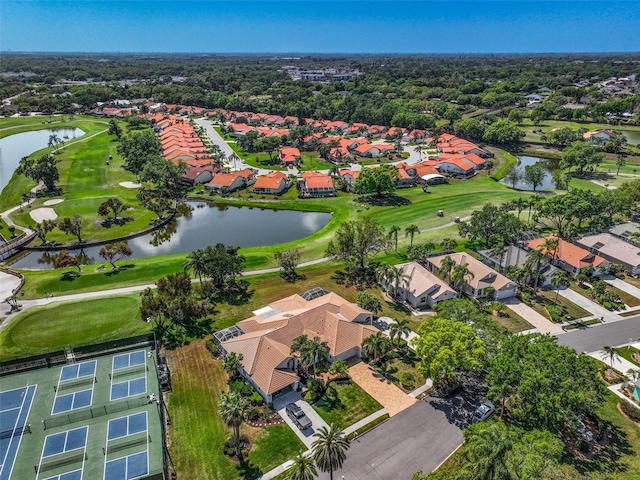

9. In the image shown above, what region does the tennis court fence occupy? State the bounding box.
[0,423,31,439]
[43,397,149,430]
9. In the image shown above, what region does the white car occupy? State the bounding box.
[473,401,495,422]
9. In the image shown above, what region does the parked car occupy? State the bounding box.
[286,403,312,431]
[473,401,495,422]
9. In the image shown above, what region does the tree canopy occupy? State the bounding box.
[354,164,400,197]
[16,153,60,192]
[325,218,389,270]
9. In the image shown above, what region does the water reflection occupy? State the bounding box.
[11,202,331,270]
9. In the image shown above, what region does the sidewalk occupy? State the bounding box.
[587,350,638,377]
[556,287,622,322]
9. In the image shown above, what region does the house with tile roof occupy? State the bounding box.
[386,262,458,308]
[525,236,609,275]
[354,143,395,158]
[279,147,302,166]
[425,253,518,300]
[253,171,292,195]
[297,172,336,198]
[575,233,639,276]
[434,157,475,176]
[219,292,377,402]
[181,165,217,185]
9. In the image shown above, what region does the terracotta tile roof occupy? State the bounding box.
[254,171,287,190]
[305,174,334,189]
[280,147,301,162]
[209,173,239,187]
[526,236,606,269]
[235,168,255,179]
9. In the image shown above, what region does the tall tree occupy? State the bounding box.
[523,163,547,192]
[312,425,350,480]
[356,292,382,318]
[98,197,126,221]
[438,255,457,283]
[353,164,400,197]
[440,238,458,252]
[274,248,301,280]
[286,453,317,480]
[58,215,84,243]
[504,164,522,189]
[325,218,388,270]
[300,337,330,378]
[16,154,60,192]
[54,250,82,273]
[33,218,57,244]
[98,242,133,268]
[219,391,248,459]
[414,317,486,384]
[561,141,604,175]
[184,248,208,283]
[450,262,475,293]
[222,352,244,378]
[389,319,411,344]
[405,224,420,249]
[361,332,392,364]
[550,270,571,301]
[462,422,513,480]
[601,346,620,369]
[458,203,523,249]
[203,243,245,290]
[388,225,401,252]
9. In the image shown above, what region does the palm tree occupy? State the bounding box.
[301,337,330,378]
[438,255,457,283]
[329,164,340,178]
[389,319,411,344]
[451,263,474,293]
[524,249,545,293]
[627,368,640,382]
[550,270,571,301]
[405,224,420,249]
[184,248,208,283]
[462,422,513,480]
[540,237,559,265]
[219,391,248,459]
[388,225,401,252]
[601,346,620,369]
[286,453,317,480]
[361,332,391,364]
[616,152,626,175]
[312,425,350,480]
[222,352,243,378]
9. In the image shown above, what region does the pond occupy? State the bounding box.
[10,202,332,270]
[0,127,85,194]
[499,156,556,191]
[620,130,640,145]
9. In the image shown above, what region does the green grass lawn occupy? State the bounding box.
[0,293,149,361]
[378,350,427,393]
[313,380,383,430]
[166,340,305,480]
[535,288,592,320]
[609,285,640,308]
[615,346,640,367]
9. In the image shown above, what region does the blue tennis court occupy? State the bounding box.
[113,351,146,371]
[107,412,147,441]
[104,451,148,480]
[52,389,94,415]
[60,361,96,382]
[42,426,88,458]
[0,385,36,480]
[43,469,82,480]
[110,378,146,401]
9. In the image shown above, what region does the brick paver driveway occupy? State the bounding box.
[349,361,417,416]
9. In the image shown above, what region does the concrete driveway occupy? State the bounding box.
[317,373,487,480]
[274,391,329,448]
[503,297,563,334]
[602,276,640,301]
[556,286,619,320]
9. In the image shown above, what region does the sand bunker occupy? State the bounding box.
[119,181,141,189]
[30,207,57,223]
[43,199,64,206]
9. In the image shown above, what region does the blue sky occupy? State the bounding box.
[2,1,639,53]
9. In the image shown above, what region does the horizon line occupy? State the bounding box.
[2,51,640,56]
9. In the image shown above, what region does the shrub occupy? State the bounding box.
[520,291,532,305]
[398,372,415,389]
[620,399,640,422]
[577,439,590,453]
[229,378,245,393]
[545,303,564,322]
[205,339,220,357]
[246,407,260,422]
[249,392,264,406]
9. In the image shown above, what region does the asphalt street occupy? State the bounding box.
[316,374,486,480]
[556,315,640,352]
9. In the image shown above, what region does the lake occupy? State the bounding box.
[10,202,332,270]
[499,156,556,191]
[620,130,640,145]
[0,127,85,194]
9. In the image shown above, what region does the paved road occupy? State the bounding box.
[556,315,640,352]
[316,375,486,480]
